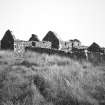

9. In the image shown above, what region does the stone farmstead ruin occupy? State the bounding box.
[14,40,52,57]
[0,30,105,63]
[13,31,83,58]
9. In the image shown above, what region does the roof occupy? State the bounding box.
[73,39,80,42]
[87,42,103,52]
[42,31,61,41]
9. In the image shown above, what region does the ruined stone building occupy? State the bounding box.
[59,39,81,52]
[29,34,40,41]
[42,31,60,49]
[73,39,81,47]
[14,40,52,57]
[1,30,15,50]
[59,41,72,52]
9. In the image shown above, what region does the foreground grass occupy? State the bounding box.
[0,51,105,105]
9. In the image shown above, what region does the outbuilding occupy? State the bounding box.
[42,31,60,49]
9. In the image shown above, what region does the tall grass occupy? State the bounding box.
[0,51,105,105]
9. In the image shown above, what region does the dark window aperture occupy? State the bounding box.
[32,41,36,46]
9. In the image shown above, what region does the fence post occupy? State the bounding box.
[84,49,88,61]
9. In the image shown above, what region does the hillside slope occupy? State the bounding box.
[0,51,105,105]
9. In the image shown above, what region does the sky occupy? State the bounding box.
[0,0,105,47]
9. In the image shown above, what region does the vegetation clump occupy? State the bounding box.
[0,51,105,105]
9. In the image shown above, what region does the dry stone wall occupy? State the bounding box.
[14,40,51,57]
[60,41,72,52]
[31,41,51,48]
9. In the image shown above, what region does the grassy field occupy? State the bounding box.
[0,50,105,105]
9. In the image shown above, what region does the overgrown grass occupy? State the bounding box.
[0,50,105,105]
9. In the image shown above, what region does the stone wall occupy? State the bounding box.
[14,40,30,57]
[14,40,51,57]
[60,40,81,51]
[73,41,81,47]
[32,41,51,49]
[59,41,72,51]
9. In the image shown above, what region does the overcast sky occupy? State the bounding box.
[0,0,105,46]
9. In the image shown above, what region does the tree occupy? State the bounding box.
[29,34,39,41]
[1,30,14,50]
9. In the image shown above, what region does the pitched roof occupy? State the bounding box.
[87,42,103,52]
[73,39,80,42]
[29,34,39,41]
[42,31,60,41]
[42,31,60,49]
